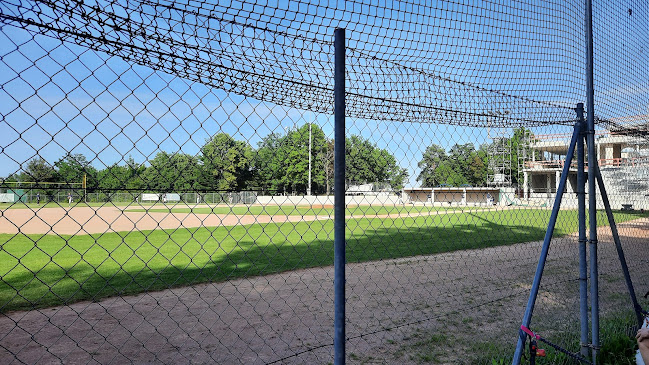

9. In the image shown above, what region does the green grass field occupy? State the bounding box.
[0,209,646,312]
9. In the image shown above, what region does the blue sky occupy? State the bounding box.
[1,0,641,187]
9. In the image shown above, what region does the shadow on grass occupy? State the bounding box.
[1,209,646,313]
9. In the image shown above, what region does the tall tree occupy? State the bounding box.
[24,157,57,182]
[98,164,130,191]
[253,132,288,194]
[142,152,199,192]
[97,156,145,192]
[417,144,447,187]
[467,148,488,186]
[54,153,98,187]
[345,135,407,192]
[200,133,253,191]
[417,143,488,187]
[252,124,330,195]
[283,123,328,194]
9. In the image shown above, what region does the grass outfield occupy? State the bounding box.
[0,209,646,312]
[125,205,466,216]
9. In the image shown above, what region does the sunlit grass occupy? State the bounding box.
[0,209,645,312]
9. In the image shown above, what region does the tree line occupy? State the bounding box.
[417,128,533,187]
[4,124,407,195]
[4,125,533,194]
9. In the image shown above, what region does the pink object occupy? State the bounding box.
[521,325,540,340]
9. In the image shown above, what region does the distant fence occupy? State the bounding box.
[0,190,258,205]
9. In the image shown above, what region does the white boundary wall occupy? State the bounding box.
[255,194,403,206]
[0,193,15,203]
[141,193,160,201]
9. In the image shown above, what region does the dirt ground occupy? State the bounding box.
[0,205,500,235]
[0,208,647,364]
[0,206,327,235]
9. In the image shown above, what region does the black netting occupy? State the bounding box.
[1,1,648,364]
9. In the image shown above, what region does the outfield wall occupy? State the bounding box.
[0,193,16,203]
[255,194,403,206]
[255,190,514,207]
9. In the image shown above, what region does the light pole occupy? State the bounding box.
[307,122,312,196]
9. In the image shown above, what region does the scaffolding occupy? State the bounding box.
[487,127,512,187]
[517,129,535,196]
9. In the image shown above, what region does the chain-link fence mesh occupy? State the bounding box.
[1,0,648,364]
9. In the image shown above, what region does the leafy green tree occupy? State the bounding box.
[448,143,477,186]
[24,157,57,182]
[200,133,253,191]
[284,123,328,194]
[98,164,130,191]
[21,157,61,200]
[417,143,488,187]
[345,135,407,192]
[97,156,145,192]
[417,144,447,187]
[432,160,459,185]
[54,153,98,187]
[253,132,288,194]
[467,148,488,185]
[142,152,200,192]
[253,124,331,195]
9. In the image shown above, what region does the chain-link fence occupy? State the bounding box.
[1,1,648,364]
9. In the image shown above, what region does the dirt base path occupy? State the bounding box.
[0,206,330,235]
[1,218,647,364]
[0,205,505,235]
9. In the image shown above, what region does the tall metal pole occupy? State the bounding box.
[512,121,582,365]
[584,0,600,361]
[333,27,346,365]
[308,122,312,196]
[576,104,589,358]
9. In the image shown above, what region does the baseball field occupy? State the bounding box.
[1,203,648,363]
[1,203,646,312]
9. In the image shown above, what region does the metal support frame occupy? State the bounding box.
[513,102,645,364]
[333,27,346,365]
[512,119,582,364]
[584,1,599,360]
[576,104,589,358]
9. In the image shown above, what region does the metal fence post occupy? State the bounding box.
[334,27,346,365]
[584,0,599,361]
[576,103,589,358]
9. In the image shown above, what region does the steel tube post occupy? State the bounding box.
[333,27,346,365]
[584,0,599,360]
[595,166,644,326]
[576,104,589,358]
[512,121,582,365]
